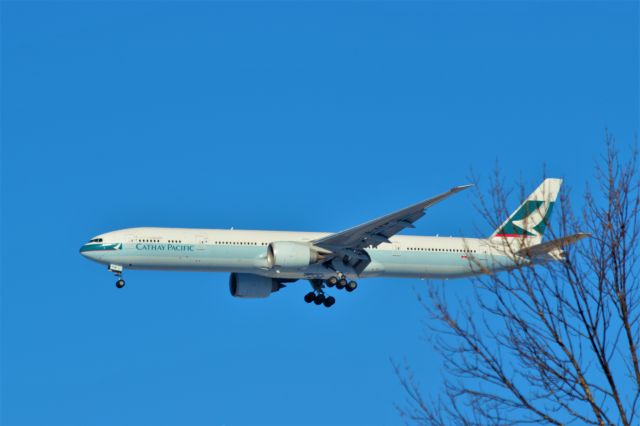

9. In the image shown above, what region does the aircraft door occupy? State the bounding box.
[196,235,208,251]
[392,242,402,257]
[475,241,490,269]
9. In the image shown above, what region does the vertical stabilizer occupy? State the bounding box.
[490,178,562,245]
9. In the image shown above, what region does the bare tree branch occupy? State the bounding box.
[397,133,639,426]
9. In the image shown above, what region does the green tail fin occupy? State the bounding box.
[490,178,562,245]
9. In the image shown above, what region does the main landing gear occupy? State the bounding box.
[304,291,336,308]
[324,275,358,292]
[109,264,125,289]
[303,275,358,308]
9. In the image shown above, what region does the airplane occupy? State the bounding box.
[79,178,588,308]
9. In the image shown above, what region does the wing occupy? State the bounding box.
[313,184,473,274]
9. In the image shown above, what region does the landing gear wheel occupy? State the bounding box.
[314,293,326,305]
[323,296,336,308]
[304,292,316,303]
[346,281,358,292]
[326,277,338,287]
[338,278,347,287]
[115,279,125,289]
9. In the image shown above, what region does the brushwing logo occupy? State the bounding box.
[496,200,554,238]
[102,242,122,250]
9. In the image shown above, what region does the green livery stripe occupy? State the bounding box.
[80,243,122,252]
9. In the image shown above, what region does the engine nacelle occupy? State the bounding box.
[267,241,321,271]
[229,273,282,298]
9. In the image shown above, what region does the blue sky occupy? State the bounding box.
[1,2,638,425]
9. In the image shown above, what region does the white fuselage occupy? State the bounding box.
[80,227,516,280]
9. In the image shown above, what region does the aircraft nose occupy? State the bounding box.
[80,243,97,259]
[80,244,90,257]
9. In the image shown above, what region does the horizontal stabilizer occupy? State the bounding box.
[516,233,590,257]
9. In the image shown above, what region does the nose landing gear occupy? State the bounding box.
[109,264,125,289]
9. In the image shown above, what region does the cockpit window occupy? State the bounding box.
[88,238,103,243]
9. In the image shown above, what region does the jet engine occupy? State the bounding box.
[229,273,283,298]
[266,241,325,271]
